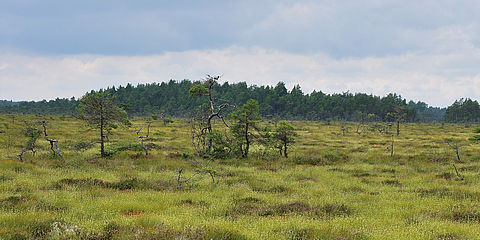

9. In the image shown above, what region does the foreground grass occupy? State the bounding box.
[0,114,479,239]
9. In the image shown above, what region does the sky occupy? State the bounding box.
[0,0,479,107]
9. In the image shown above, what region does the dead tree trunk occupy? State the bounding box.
[18,146,35,162]
[445,139,464,178]
[176,156,217,189]
[134,122,151,156]
[390,135,394,158]
[41,121,64,159]
[17,124,41,162]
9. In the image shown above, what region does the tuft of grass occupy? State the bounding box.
[382,179,402,187]
[0,196,28,210]
[51,177,175,191]
[279,227,368,240]
[415,187,480,201]
[432,233,465,240]
[427,205,480,223]
[225,201,352,219]
[445,207,480,223]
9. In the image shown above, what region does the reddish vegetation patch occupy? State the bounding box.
[122,210,144,217]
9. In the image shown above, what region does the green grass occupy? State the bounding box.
[0,114,479,239]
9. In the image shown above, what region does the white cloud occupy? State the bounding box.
[1,46,479,107]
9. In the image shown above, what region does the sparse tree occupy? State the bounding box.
[273,121,297,158]
[230,99,262,158]
[77,92,129,157]
[387,106,408,136]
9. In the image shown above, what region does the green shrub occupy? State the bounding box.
[468,135,480,142]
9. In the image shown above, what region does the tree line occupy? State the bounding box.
[444,98,480,123]
[0,79,477,122]
[0,100,18,107]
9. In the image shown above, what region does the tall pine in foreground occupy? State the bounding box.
[77,92,130,157]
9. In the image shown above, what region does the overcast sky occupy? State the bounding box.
[1,0,479,107]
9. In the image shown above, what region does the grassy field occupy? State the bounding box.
[0,114,480,239]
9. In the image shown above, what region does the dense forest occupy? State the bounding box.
[443,98,480,123]
[0,80,473,122]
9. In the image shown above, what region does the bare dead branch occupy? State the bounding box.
[41,120,64,159]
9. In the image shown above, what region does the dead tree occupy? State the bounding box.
[158,112,173,126]
[41,121,64,159]
[354,113,375,135]
[444,139,465,178]
[18,124,42,162]
[370,123,392,135]
[355,121,364,135]
[134,121,151,156]
[339,121,351,136]
[189,75,234,155]
[176,156,217,189]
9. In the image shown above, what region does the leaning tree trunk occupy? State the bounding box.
[18,146,35,162]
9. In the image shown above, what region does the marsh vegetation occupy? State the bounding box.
[1,112,479,239]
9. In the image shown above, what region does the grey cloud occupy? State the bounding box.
[1,46,479,107]
[1,0,480,57]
